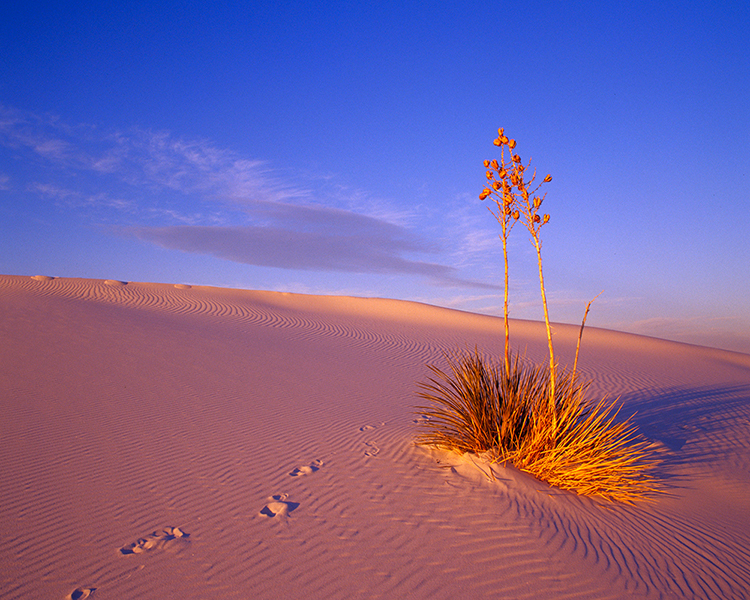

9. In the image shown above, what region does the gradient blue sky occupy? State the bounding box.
[1,1,749,353]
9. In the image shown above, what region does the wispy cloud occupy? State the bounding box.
[1,105,496,289]
[29,182,135,211]
[609,315,750,355]
[618,315,741,338]
[125,224,455,278]
[0,105,299,207]
[121,199,501,288]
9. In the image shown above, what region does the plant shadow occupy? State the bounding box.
[622,384,750,477]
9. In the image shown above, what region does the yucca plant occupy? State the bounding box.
[415,128,660,504]
[416,351,660,504]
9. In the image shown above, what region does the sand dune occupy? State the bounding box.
[1,274,749,599]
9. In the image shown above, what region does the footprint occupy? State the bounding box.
[412,415,431,424]
[289,459,323,477]
[119,526,189,555]
[359,422,386,432]
[364,442,380,457]
[260,494,299,518]
[67,588,96,600]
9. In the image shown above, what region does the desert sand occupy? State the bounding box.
[1,274,749,599]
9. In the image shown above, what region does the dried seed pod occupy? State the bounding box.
[543,214,550,224]
[534,197,542,208]
[504,206,512,215]
[494,138,502,146]
[486,170,494,180]
[510,173,518,186]
[512,154,521,163]
[498,168,507,178]
[500,135,509,145]
[544,174,552,183]
[522,190,529,201]
[508,139,517,149]
[492,181,501,190]
[517,164,524,172]
[483,159,490,168]
[533,214,541,223]
[498,127,504,136]
[490,159,499,170]
[512,210,520,220]
[479,189,491,200]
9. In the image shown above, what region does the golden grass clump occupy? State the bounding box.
[416,350,661,505]
[415,349,537,456]
[505,370,661,504]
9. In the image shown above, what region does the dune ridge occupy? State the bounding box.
[1,274,749,599]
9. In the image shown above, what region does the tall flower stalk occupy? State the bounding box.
[480,129,556,427]
[479,131,518,375]
[573,291,603,380]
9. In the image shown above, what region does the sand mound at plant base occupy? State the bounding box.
[1,274,749,599]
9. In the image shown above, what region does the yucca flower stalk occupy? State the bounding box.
[481,130,556,429]
[480,131,518,375]
[573,291,603,380]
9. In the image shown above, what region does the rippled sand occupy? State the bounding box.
[2,274,749,599]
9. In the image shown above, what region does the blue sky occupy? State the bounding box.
[1,1,749,354]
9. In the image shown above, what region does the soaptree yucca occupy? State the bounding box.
[415,351,660,504]
[416,128,660,504]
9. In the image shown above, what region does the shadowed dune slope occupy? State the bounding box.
[1,275,749,599]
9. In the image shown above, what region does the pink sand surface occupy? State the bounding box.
[1,274,749,599]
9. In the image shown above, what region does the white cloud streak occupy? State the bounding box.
[1,105,497,289]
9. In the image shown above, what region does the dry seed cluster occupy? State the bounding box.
[480,128,552,231]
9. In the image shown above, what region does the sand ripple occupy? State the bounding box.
[1,274,749,599]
